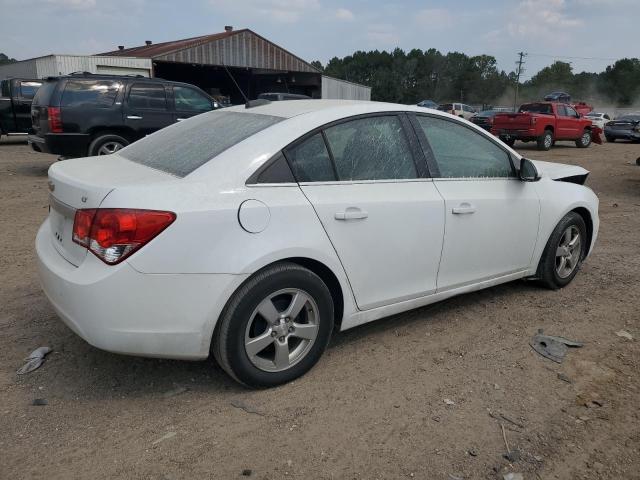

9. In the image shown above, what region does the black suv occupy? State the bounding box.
[29,73,218,157]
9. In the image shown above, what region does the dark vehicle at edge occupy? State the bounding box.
[544,91,571,103]
[29,73,219,158]
[257,92,310,101]
[0,78,42,137]
[470,108,514,131]
[417,99,439,109]
[604,114,640,142]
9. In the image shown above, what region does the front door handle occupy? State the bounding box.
[452,202,476,214]
[126,115,143,120]
[335,207,368,221]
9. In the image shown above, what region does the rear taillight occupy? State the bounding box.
[48,107,63,133]
[72,209,176,265]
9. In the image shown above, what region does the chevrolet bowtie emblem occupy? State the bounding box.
[48,181,55,192]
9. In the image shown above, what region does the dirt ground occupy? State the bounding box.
[0,136,639,480]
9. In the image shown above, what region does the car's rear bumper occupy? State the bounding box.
[29,133,90,157]
[36,219,247,360]
[492,127,537,139]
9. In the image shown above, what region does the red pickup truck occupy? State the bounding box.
[491,102,596,150]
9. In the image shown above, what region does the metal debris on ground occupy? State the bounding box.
[557,372,572,383]
[152,431,176,445]
[615,330,633,340]
[443,398,455,405]
[529,329,583,363]
[162,386,188,399]
[32,398,48,406]
[17,346,52,375]
[241,469,252,476]
[230,399,266,416]
[503,474,524,480]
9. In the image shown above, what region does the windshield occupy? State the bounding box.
[519,103,553,114]
[586,112,601,117]
[120,110,284,177]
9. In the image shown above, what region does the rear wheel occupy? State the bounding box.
[213,262,334,388]
[537,130,554,151]
[575,129,592,148]
[501,137,516,147]
[88,133,129,156]
[536,212,587,289]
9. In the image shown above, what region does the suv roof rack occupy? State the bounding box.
[245,99,271,109]
[67,71,150,78]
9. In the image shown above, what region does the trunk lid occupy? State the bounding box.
[47,155,175,266]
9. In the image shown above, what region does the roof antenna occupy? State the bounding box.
[222,64,249,105]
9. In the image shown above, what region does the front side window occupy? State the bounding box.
[565,106,578,117]
[286,133,335,182]
[324,116,417,181]
[61,80,121,107]
[173,86,211,111]
[128,83,167,110]
[19,81,41,99]
[416,116,514,178]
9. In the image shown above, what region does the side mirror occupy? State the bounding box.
[519,157,540,182]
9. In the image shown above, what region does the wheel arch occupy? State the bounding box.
[571,206,594,256]
[87,126,136,142]
[544,125,555,134]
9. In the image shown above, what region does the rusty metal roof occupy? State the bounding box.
[98,30,243,58]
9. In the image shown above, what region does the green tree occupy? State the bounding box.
[0,53,17,65]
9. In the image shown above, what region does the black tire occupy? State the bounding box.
[501,137,516,147]
[88,133,129,156]
[537,130,553,151]
[575,129,592,148]
[536,212,587,290]
[605,135,615,143]
[213,262,334,388]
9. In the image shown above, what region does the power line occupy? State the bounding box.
[527,52,618,62]
[514,51,526,110]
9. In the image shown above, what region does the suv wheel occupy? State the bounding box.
[213,262,334,388]
[537,130,554,151]
[88,133,129,156]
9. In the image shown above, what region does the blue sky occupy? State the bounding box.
[1,0,637,79]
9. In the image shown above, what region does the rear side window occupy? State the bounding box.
[61,80,121,107]
[120,110,283,177]
[32,81,57,106]
[128,83,167,110]
[286,133,336,182]
[324,116,417,181]
[19,81,41,99]
[0,80,9,97]
[417,116,514,178]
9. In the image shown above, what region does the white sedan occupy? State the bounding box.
[37,100,599,387]
[585,111,611,130]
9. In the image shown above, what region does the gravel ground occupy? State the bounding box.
[0,137,639,480]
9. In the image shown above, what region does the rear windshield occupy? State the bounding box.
[519,103,553,114]
[32,81,57,106]
[61,80,122,107]
[120,110,284,177]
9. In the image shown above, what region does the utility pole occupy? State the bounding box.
[514,51,527,110]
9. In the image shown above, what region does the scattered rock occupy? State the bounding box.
[152,431,176,445]
[615,330,633,340]
[32,398,48,406]
[241,469,252,476]
[503,474,523,480]
[534,455,543,462]
[467,448,478,457]
[162,386,188,399]
[443,398,455,406]
[448,474,463,480]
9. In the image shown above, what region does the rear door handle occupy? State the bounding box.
[335,207,368,221]
[126,115,142,120]
[452,203,476,214]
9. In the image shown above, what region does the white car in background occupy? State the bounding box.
[37,100,599,387]
[585,111,611,129]
[437,102,477,119]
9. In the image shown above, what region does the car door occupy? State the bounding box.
[286,114,445,310]
[15,80,41,132]
[172,85,214,122]
[411,114,540,291]
[556,104,578,139]
[123,82,174,138]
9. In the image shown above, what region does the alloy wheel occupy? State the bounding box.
[555,226,581,278]
[244,289,320,372]
[98,141,124,155]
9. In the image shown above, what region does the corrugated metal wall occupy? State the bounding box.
[321,76,371,100]
[157,30,317,73]
[0,59,38,79]
[0,55,152,79]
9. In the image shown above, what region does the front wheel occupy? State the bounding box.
[537,130,554,151]
[536,212,587,289]
[575,130,592,148]
[213,263,334,388]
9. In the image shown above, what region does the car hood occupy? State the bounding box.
[530,160,589,182]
